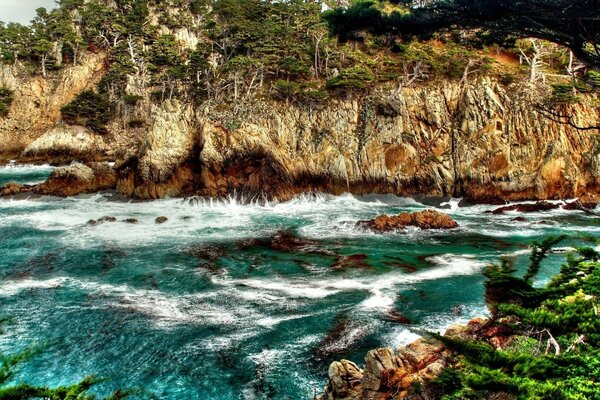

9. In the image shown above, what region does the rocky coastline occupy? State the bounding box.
[2,53,600,204]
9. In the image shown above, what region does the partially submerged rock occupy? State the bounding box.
[489,201,560,214]
[35,162,117,197]
[357,210,458,233]
[0,182,33,196]
[155,216,168,224]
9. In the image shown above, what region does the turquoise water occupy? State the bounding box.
[1,165,599,399]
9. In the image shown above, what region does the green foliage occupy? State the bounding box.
[274,80,301,98]
[327,66,375,89]
[0,88,13,117]
[123,94,142,107]
[61,91,115,134]
[432,240,600,399]
[550,84,580,105]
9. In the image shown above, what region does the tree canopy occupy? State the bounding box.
[325,0,600,68]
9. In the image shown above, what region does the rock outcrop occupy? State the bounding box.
[319,339,448,400]
[35,162,117,197]
[20,124,108,164]
[358,210,459,232]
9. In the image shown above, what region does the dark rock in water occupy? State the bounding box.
[511,216,528,222]
[332,254,370,270]
[489,201,560,214]
[271,230,317,252]
[186,244,226,261]
[383,261,417,273]
[357,210,458,233]
[123,218,139,224]
[315,314,365,360]
[155,216,168,224]
[88,216,117,226]
[462,196,508,206]
[382,310,412,324]
[537,220,553,225]
[237,230,337,256]
[562,200,600,216]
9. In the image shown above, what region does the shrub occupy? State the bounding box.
[326,66,375,90]
[123,94,143,107]
[61,91,115,134]
[274,80,301,98]
[0,88,13,117]
[302,90,329,102]
[549,84,579,105]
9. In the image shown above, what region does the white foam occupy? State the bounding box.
[0,277,69,296]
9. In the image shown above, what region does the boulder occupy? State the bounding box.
[155,216,168,224]
[35,162,117,197]
[357,210,458,233]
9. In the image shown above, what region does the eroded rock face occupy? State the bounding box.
[357,210,459,232]
[3,75,600,202]
[0,53,106,161]
[319,339,448,400]
[35,162,117,197]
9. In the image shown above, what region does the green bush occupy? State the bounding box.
[302,90,329,102]
[61,90,115,134]
[0,87,13,117]
[326,66,375,90]
[273,80,301,98]
[123,94,143,107]
[431,238,600,399]
[549,84,579,105]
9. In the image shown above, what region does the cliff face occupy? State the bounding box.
[122,78,599,202]
[1,73,599,202]
[0,53,106,161]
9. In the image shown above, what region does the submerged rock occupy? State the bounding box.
[155,216,168,224]
[357,210,458,233]
[332,254,370,270]
[123,218,139,224]
[382,310,413,324]
[185,244,226,261]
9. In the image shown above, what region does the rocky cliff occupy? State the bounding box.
[1,68,599,202]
